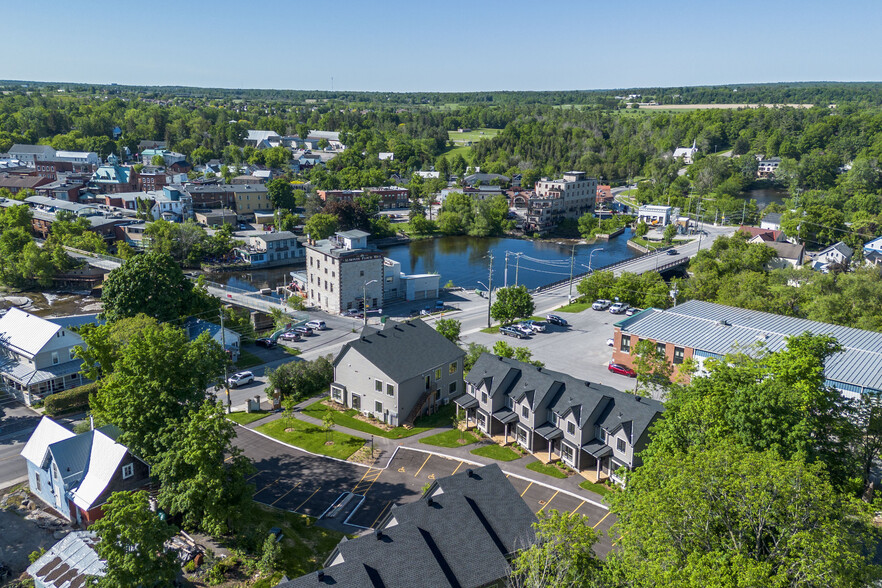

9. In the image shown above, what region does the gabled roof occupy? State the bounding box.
[764,240,805,260]
[761,212,782,225]
[335,320,464,384]
[70,429,130,511]
[21,416,75,466]
[27,531,105,587]
[818,241,853,259]
[0,307,65,359]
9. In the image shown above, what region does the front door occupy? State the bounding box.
[352,395,361,411]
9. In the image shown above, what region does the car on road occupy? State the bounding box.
[666,248,678,255]
[294,326,314,336]
[608,363,637,377]
[592,299,612,311]
[500,326,528,339]
[521,320,547,332]
[280,331,302,342]
[546,314,568,327]
[255,338,276,348]
[609,302,630,314]
[305,320,326,331]
[625,307,642,316]
[228,371,254,387]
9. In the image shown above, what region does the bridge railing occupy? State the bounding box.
[61,246,124,266]
[202,280,298,313]
[533,249,657,293]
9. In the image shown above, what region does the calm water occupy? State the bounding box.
[209,232,640,292]
[739,187,788,210]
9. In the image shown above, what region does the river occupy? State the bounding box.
[739,186,788,210]
[208,231,640,292]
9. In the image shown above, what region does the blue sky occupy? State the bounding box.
[2,0,879,91]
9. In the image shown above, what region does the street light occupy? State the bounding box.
[588,247,605,272]
[363,279,378,327]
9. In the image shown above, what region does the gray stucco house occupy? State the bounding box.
[331,320,465,427]
[457,354,663,485]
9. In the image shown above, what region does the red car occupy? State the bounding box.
[608,363,637,377]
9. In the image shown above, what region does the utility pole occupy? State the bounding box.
[567,244,576,303]
[486,253,494,329]
[514,253,521,286]
[503,251,509,288]
[220,309,231,414]
[741,200,747,225]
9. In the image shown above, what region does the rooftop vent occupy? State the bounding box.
[375,530,383,540]
[316,571,325,580]
[466,468,474,478]
[718,319,731,326]
[427,497,434,506]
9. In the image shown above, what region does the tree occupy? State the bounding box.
[90,323,226,461]
[304,213,338,240]
[435,318,461,343]
[100,252,201,322]
[635,221,648,237]
[576,270,617,302]
[490,285,534,325]
[629,339,673,397]
[281,395,297,428]
[257,532,282,577]
[150,154,165,166]
[577,213,598,239]
[266,356,334,400]
[464,343,490,374]
[662,222,678,244]
[606,444,880,588]
[510,510,602,588]
[267,178,296,210]
[493,340,544,368]
[75,314,159,380]
[91,491,179,588]
[322,411,335,443]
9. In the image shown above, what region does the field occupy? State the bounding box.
[438,144,474,162]
[447,127,501,144]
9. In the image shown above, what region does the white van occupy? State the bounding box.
[305,320,327,331]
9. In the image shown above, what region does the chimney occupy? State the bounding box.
[316,570,325,580]
[375,530,383,540]
[466,468,474,478]
[427,497,434,507]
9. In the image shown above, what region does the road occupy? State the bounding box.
[0,396,46,489]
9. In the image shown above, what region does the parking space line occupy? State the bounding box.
[520,481,533,497]
[294,487,321,512]
[256,477,280,493]
[572,501,586,516]
[359,470,383,496]
[370,500,393,528]
[353,467,372,488]
[538,490,559,513]
[247,470,264,481]
[414,455,431,477]
[271,482,301,506]
[592,511,611,529]
[451,461,464,475]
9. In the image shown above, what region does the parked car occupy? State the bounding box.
[592,299,612,311]
[500,326,528,339]
[608,363,637,377]
[435,300,445,310]
[280,331,301,342]
[343,309,361,317]
[305,320,326,331]
[546,314,568,327]
[514,323,534,336]
[609,302,630,314]
[522,320,547,332]
[228,371,254,387]
[255,338,276,348]
[666,248,678,255]
[294,326,314,336]
[625,307,642,316]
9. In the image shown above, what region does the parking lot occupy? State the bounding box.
[236,427,615,555]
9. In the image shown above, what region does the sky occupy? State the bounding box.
[2,0,880,92]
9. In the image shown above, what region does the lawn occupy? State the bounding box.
[301,400,432,439]
[628,237,663,251]
[526,460,568,479]
[447,127,501,143]
[579,479,615,498]
[480,325,500,334]
[226,411,270,425]
[256,417,364,460]
[556,301,592,313]
[438,144,473,163]
[470,444,522,461]
[234,349,264,369]
[412,402,457,429]
[419,429,479,448]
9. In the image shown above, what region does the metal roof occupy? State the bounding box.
[26,531,105,587]
[617,300,882,391]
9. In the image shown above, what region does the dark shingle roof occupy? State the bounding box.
[280,464,535,588]
[334,320,464,383]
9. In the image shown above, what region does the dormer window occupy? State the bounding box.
[122,463,134,479]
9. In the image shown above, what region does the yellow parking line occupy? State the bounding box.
[362,470,383,496]
[414,455,431,477]
[294,487,321,512]
[520,481,533,497]
[612,531,627,546]
[247,471,263,481]
[572,501,586,516]
[451,461,464,475]
[353,468,373,489]
[257,477,280,493]
[592,511,612,529]
[371,500,393,528]
[271,482,301,506]
[538,490,559,513]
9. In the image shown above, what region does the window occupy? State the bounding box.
[449,381,456,394]
[616,438,626,452]
[360,270,364,277]
[656,342,666,356]
[69,348,76,361]
[449,361,457,375]
[375,401,383,413]
[505,397,513,409]
[521,405,529,418]
[620,335,631,352]
[481,392,488,403]
[674,347,685,365]
[550,413,557,425]
[331,387,343,402]
[597,427,606,441]
[562,443,574,463]
[51,352,59,365]
[567,422,576,435]
[375,379,383,392]
[386,383,394,396]
[34,472,41,492]
[122,463,134,479]
[435,368,442,380]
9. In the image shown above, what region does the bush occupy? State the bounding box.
[44,381,98,416]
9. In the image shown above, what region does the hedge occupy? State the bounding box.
[44,382,99,416]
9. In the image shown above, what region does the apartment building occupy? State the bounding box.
[304,230,384,314]
[525,171,597,234]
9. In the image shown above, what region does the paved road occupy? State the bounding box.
[0,395,44,488]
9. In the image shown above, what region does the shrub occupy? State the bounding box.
[43,382,98,416]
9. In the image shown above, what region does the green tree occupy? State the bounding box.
[100,252,201,322]
[662,222,677,244]
[267,178,296,209]
[257,532,282,576]
[629,339,673,397]
[266,356,334,400]
[464,343,490,374]
[576,270,616,303]
[304,213,338,240]
[91,490,179,588]
[150,154,165,166]
[434,318,461,343]
[75,314,159,380]
[152,400,254,535]
[322,411,335,443]
[577,213,598,238]
[490,285,534,325]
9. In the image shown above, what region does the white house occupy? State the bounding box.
[637,204,673,227]
[672,140,698,164]
[812,241,854,272]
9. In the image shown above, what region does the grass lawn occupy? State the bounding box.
[301,400,431,439]
[526,460,568,479]
[480,325,499,334]
[420,429,479,448]
[256,417,364,460]
[579,479,615,497]
[556,301,592,313]
[412,402,457,429]
[629,237,663,250]
[282,346,302,356]
[226,411,270,425]
[470,444,522,461]
[234,350,264,369]
[438,144,473,162]
[447,127,501,143]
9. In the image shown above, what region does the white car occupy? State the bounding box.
[514,323,534,336]
[592,299,612,311]
[521,320,546,333]
[609,302,630,314]
[280,331,302,341]
[305,320,326,331]
[228,371,254,388]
